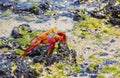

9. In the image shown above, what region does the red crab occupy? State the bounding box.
[20,28,68,57]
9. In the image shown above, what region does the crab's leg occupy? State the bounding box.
[20,40,41,57]
[46,38,56,56]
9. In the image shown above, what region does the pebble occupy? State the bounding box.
[110,39,115,43]
[99,53,108,56]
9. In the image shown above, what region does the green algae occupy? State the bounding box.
[89,54,102,63]
[55,62,64,70]
[89,54,96,59]
[113,71,120,78]
[73,15,120,39]
[117,0,120,2]
[97,75,105,78]
[11,62,17,73]
[46,63,68,78]
[30,63,42,75]
[71,65,81,73]
[3,9,11,17]
[87,63,96,71]
[102,66,118,73]
[0,38,2,46]
[31,3,39,9]
[46,70,66,78]
[14,49,24,55]
[45,10,55,15]
[16,25,42,46]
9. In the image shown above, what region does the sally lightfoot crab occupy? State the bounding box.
[21,27,68,57]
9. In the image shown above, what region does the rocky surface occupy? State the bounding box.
[89,0,120,26]
[0,0,120,78]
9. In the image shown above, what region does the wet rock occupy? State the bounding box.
[5,52,17,60]
[110,39,115,43]
[0,68,14,78]
[90,11,106,19]
[31,42,77,66]
[27,45,48,57]
[74,0,82,5]
[70,50,77,64]
[0,37,21,50]
[74,0,87,5]
[109,18,120,26]
[79,73,88,76]
[80,63,89,68]
[11,24,32,38]
[86,64,99,74]
[90,75,97,78]
[58,42,69,53]
[12,2,32,14]
[86,47,91,49]
[24,2,50,15]
[39,2,50,11]
[103,60,117,65]
[72,73,78,77]
[107,0,116,6]
[14,64,38,78]
[0,0,50,15]
[33,55,44,63]
[102,0,109,3]
[11,27,23,38]
[0,0,13,10]
[33,8,44,15]
[0,69,6,75]
[99,53,108,56]
[11,40,21,49]
[73,12,85,21]
[12,58,38,78]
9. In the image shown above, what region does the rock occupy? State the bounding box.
[11,24,32,38]
[103,60,117,65]
[90,75,97,78]
[0,0,50,15]
[39,2,50,11]
[74,0,86,5]
[14,62,38,78]
[72,73,78,77]
[90,11,106,19]
[0,37,21,50]
[86,64,99,74]
[79,73,88,76]
[80,63,89,68]
[11,40,21,49]
[33,8,44,15]
[86,47,91,49]
[0,69,6,75]
[57,42,69,53]
[33,55,44,63]
[27,45,48,57]
[109,18,120,26]
[73,12,85,21]
[70,50,77,64]
[0,0,13,10]
[99,53,108,56]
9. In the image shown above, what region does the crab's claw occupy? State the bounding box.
[57,32,68,46]
[52,27,57,33]
[20,40,41,57]
[51,27,57,33]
